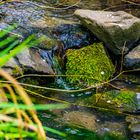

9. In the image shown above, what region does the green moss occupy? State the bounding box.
[66,43,114,86]
[12,65,23,75]
[81,90,137,112]
[105,90,137,111]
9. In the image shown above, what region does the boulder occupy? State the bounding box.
[74,10,140,54]
[124,44,140,69]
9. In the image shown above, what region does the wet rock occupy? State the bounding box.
[136,92,140,110]
[3,48,54,75]
[17,48,54,74]
[126,116,140,139]
[36,33,59,50]
[61,111,126,138]
[99,121,126,137]
[3,57,22,75]
[124,44,140,69]
[62,111,97,131]
[66,43,114,86]
[79,90,138,112]
[52,24,93,50]
[74,10,140,54]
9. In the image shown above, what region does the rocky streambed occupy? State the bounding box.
[0,0,140,139]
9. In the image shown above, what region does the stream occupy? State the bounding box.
[1,0,140,139]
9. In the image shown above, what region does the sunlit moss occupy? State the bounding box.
[81,90,137,112]
[66,43,114,86]
[105,90,137,112]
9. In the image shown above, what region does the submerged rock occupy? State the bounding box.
[66,43,114,86]
[79,90,138,112]
[61,110,126,139]
[52,24,93,50]
[62,111,97,131]
[126,116,140,139]
[124,44,140,69]
[74,10,140,55]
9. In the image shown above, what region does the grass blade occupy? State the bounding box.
[0,25,16,38]
[0,103,69,110]
[0,40,19,57]
[0,35,17,48]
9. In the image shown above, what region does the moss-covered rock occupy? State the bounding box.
[66,43,114,86]
[80,90,138,112]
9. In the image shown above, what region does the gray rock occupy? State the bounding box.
[62,111,97,131]
[4,57,20,69]
[17,49,35,69]
[124,44,140,69]
[61,111,126,137]
[3,48,54,75]
[3,58,22,75]
[126,116,140,139]
[16,48,54,74]
[52,24,92,50]
[74,10,140,54]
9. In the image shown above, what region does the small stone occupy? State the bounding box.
[124,44,140,69]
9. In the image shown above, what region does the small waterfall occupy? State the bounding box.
[39,48,71,90]
[52,55,72,90]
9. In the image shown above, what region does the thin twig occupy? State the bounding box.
[120,41,126,73]
[25,0,81,10]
